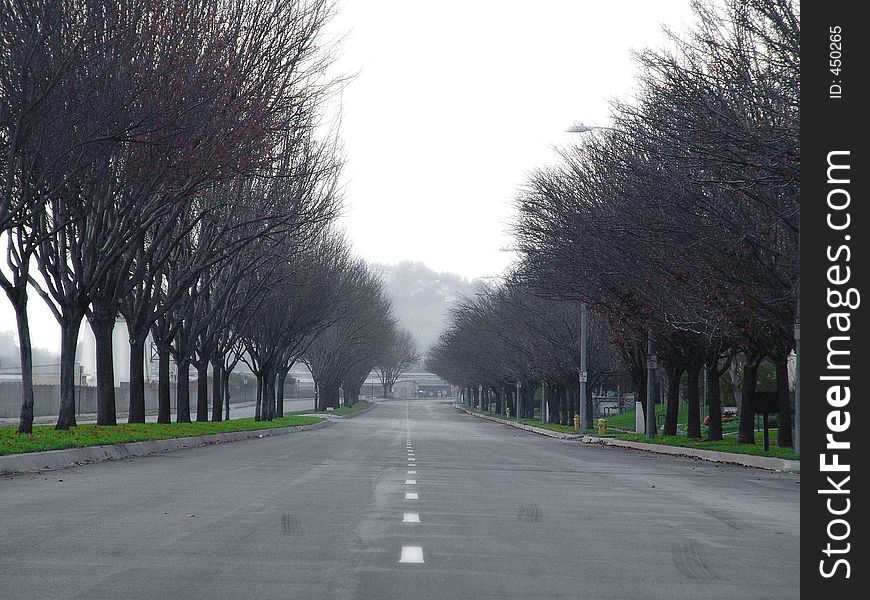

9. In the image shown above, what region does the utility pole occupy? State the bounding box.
[794,298,800,455]
[646,331,656,439]
[579,302,588,431]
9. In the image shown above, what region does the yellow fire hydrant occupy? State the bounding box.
[598,418,607,435]
[573,414,580,432]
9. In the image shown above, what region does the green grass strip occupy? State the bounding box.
[287,401,375,417]
[0,415,323,457]
[458,404,797,460]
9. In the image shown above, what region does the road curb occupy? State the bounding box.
[582,436,801,472]
[0,418,333,476]
[454,404,582,440]
[337,401,379,418]
[453,403,800,473]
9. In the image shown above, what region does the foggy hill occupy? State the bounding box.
[371,261,479,355]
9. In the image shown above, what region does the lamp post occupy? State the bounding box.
[794,299,800,455]
[646,331,657,439]
[565,122,615,435]
[579,302,588,432]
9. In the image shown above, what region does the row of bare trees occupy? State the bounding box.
[1,0,402,433]
[430,0,799,447]
[428,281,622,425]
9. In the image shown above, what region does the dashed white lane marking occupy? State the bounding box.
[405,479,416,485]
[400,546,424,563]
[403,513,421,523]
[405,492,419,500]
[407,470,416,474]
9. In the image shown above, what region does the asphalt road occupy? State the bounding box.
[0,398,799,599]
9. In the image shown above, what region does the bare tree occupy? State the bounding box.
[375,329,419,398]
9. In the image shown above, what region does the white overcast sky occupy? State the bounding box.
[1,0,694,353]
[332,0,694,279]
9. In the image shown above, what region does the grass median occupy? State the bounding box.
[458,404,798,460]
[0,415,323,457]
[287,400,375,417]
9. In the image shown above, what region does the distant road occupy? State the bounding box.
[0,398,799,599]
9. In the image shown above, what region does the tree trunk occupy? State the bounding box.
[706,361,724,441]
[547,384,559,423]
[559,385,568,425]
[56,315,85,430]
[775,354,793,447]
[663,364,681,435]
[738,355,760,444]
[318,384,340,410]
[90,313,117,426]
[222,369,231,421]
[195,361,209,422]
[157,345,172,423]
[255,374,263,421]
[685,361,702,439]
[127,334,147,424]
[264,371,275,421]
[276,370,288,418]
[176,361,191,423]
[11,291,36,434]
[211,358,223,421]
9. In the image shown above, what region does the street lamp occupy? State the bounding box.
[566,121,620,436]
[565,122,617,134]
[578,302,588,433]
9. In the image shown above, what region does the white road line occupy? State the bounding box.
[404,492,419,500]
[405,479,416,485]
[403,513,421,523]
[407,470,416,474]
[400,546,424,564]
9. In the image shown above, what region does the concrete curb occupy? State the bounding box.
[0,419,333,476]
[453,403,800,473]
[582,436,801,472]
[294,401,379,420]
[336,401,379,418]
[454,404,582,440]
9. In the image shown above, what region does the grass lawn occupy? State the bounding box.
[287,400,375,417]
[457,402,798,460]
[0,415,323,457]
[605,403,742,435]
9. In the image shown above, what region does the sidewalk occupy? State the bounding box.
[454,403,800,473]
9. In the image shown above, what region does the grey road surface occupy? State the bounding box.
[0,398,799,599]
